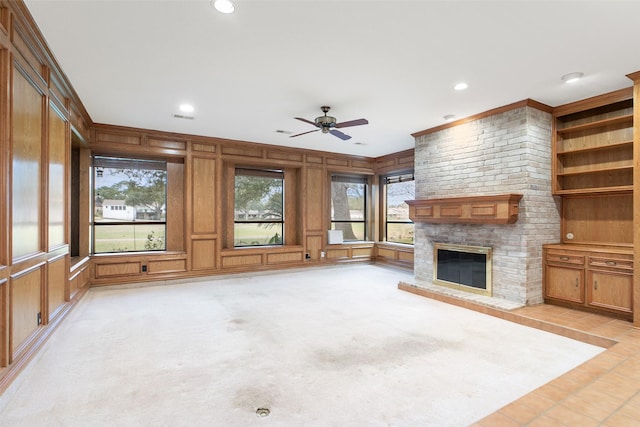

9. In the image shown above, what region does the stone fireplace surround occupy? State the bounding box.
[408,101,560,306]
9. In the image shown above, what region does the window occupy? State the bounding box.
[92,156,167,253]
[331,175,367,241]
[234,168,284,247]
[382,172,415,244]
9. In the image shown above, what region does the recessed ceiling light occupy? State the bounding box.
[443,114,456,122]
[179,104,194,113]
[561,72,584,84]
[213,0,235,14]
[454,82,468,91]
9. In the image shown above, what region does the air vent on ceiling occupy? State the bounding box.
[173,114,194,120]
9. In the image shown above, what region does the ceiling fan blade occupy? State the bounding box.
[336,118,368,128]
[290,129,320,138]
[294,117,318,127]
[329,129,352,141]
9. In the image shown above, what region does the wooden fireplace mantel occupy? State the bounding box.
[406,194,523,224]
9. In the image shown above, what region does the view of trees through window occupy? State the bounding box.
[331,175,367,241]
[234,168,284,247]
[93,156,167,253]
[384,173,415,244]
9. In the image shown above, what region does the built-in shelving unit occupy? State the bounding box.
[553,96,633,195]
[544,87,635,319]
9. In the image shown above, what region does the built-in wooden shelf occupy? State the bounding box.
[406,194,523,224]
[554,186,634,196]
[557,140,633,156]
[557,165,633,177]
[557,114,633,134]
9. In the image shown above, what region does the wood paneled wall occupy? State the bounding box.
[88,123,408,285]
[0,0,92,393]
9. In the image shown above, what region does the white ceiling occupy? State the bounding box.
[24,0,640,157]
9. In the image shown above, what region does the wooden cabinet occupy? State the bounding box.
[544,245,633,319]
[587,254,633,314]
[545,265,584,304]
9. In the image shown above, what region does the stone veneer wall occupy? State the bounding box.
[413,105,559,305]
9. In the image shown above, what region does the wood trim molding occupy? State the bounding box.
[553,87,633,117]
[633,79,640,327]
[407,194,523,224]
[626,71,640,82]
[411,99,552,138]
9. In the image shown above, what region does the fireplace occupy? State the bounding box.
[433,243,492,296]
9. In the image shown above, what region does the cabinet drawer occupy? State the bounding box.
[546,251,585,266]
[589,257,633,271]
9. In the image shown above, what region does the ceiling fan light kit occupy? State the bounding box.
[291,106,369,141]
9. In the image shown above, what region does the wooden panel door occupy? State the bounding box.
[12,68,44,259]
[48,105,67,249]
[47,255,67,320]
[11,267,43,357]
[545,264,584,303]
[192,157,216,234]
[588,270,633,314]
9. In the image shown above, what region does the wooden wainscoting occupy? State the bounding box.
[325,243,375,263]
[374,242,414,270]
[91,253,189,286]
[220,246,305,271]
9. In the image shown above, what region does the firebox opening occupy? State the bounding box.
[433,243,492,297]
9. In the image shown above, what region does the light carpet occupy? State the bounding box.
[0,265,604,426]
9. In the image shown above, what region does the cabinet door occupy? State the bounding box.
[545,265,584,303]
[588,270,633,313]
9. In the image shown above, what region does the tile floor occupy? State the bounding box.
[474,305,640,427]
[400,284,640,426]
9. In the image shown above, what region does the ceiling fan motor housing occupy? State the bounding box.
[315,114,337,132]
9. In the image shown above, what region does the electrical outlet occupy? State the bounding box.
[305,253,311,260]
[37,312,42,325]
[142,265,147,272]
[321,251,326,258]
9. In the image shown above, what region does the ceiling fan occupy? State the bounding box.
[290,106,369,141]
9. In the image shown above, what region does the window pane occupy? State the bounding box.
[385,180,414,221]
[234,174,283,220]
[331,222,365,241]
[234,223,283,247]
[386,223,414,244]
[94,224,166,253]
[94,160,167,223]
[331,181,365,221]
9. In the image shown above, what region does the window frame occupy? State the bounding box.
[330,174,369,242]
[380,171,415,245]
[233,167,285,248]
[91,155,168,254]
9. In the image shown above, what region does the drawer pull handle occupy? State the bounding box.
[605,261,617,266]
[575,278,579,288]
[594,280,598,290]
[560,256,570,261]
